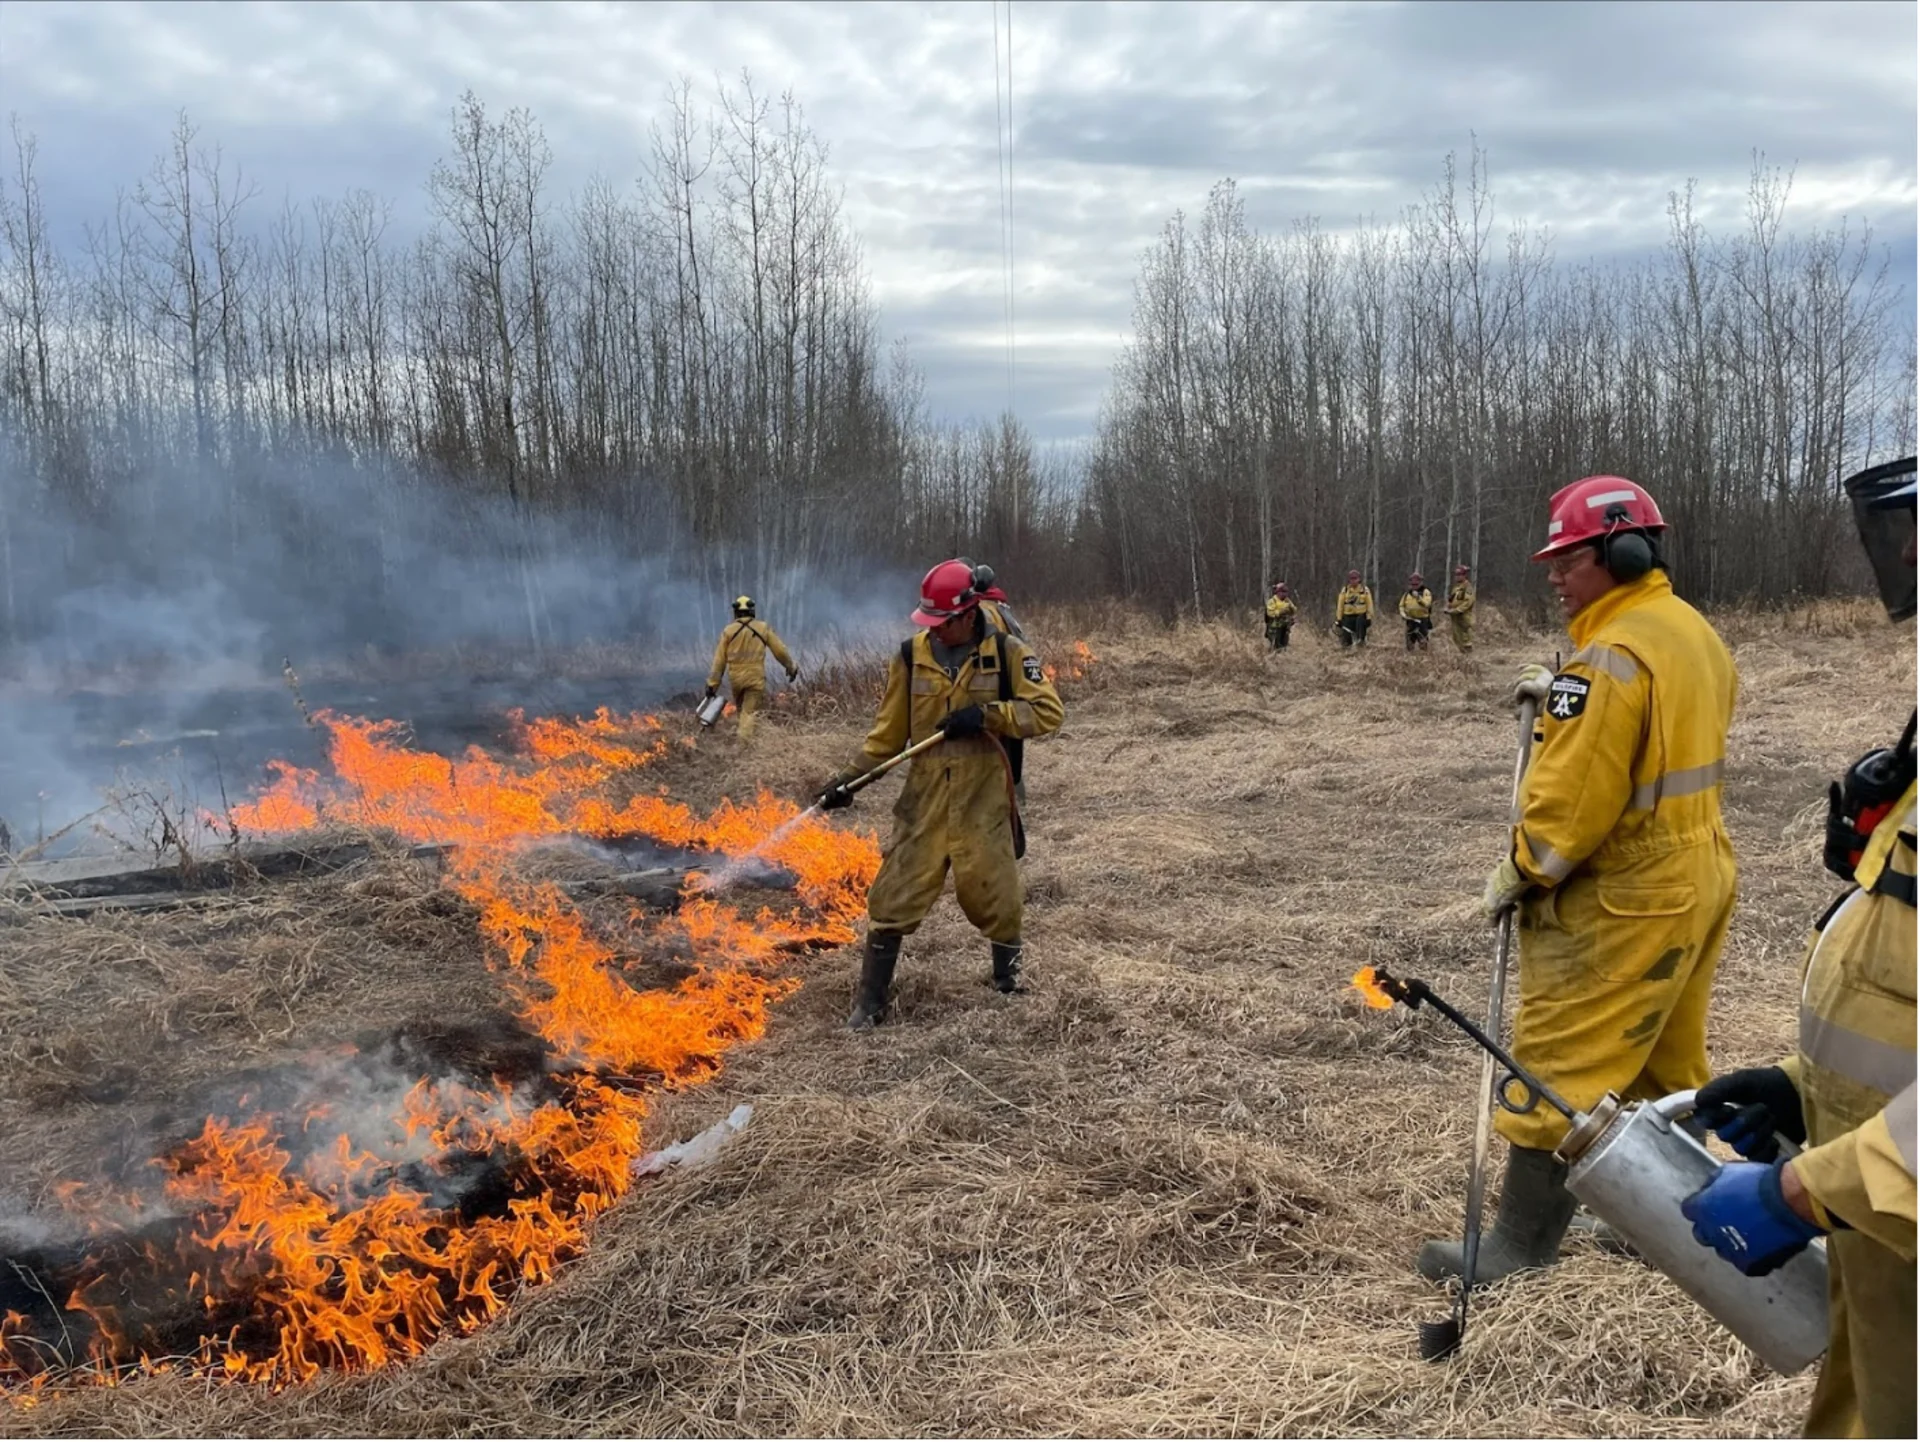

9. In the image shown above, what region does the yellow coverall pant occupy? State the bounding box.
[867,742,1023,944]
[731,683,767,742]
[1450,612,1474,651]
[1498,832,1739,1150]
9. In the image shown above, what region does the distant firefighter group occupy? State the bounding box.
[1263,565,1477,652]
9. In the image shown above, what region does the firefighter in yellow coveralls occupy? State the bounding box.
[1419,475,1739,1286]
[1684,456,1916,1440]
[1446,564,1476,651]
[705,595,797,743]
[820,560,1063,1029]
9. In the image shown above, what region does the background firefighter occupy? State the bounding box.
[1399,573,1434,650]
[1684,456,1916,1440]
[1445,564,1476,651]
[704,596,798,743]
[1420,476,1738,1288]
[1264,583,1297,650]
[1336,571,1373,648]
[821,560,1063,1030]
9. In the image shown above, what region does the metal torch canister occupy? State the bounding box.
[696,694,726,728]
[1555,1089,1830,1374]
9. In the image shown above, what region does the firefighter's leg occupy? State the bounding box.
[866,808,951,938]
[734,683,766,741]
[1632,837,1737,1104]
[1811,1232,1917,1438]
[949,780,1023,948]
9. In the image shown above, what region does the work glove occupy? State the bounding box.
[787,668,800,685]
[1509,663,1554,715]
[1680,1159,1823,1277]
[1694,1067,1806,1161]
[940,704,987,739]
[818,784,854,812]
[704,684,719,700]
[1481,853,1529,922]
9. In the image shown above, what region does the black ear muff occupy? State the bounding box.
[1598,503,1653,581]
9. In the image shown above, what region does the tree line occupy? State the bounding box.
[1081,149,1915,618]
[1,86,1912,666]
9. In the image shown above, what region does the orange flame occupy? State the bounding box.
[1351,966,1395,1011]
[7,707,880,1392]
[1042,638,1100,685]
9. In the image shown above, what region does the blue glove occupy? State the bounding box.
[1680,1160,1822,1277]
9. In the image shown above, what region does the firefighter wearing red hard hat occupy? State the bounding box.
[1444,564,1476,652]
[1336,571,1373,648]
[1264,582,1297,650]
[1685,456,1916,1439]
[819,559,1063,1029]
[1399,572,1434,650]
[1419,474,1739,1287]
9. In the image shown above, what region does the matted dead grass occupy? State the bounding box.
[2,603,1909,1437]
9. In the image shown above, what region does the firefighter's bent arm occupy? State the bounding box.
[988,639,1064,741]
[1791,1085,1917,1258]
[706,629,733,691]
[1511,658,1645,887]
[858,655,913,767]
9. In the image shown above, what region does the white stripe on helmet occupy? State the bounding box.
[1546,520,1563,536]
[1583,489,1640,509]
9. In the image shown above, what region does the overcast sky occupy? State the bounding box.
[2,0,1913,443]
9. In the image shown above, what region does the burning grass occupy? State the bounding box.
[2,606,1907,1435]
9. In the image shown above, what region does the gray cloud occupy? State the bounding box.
[1,0,1912,443]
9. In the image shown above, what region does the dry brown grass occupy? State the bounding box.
[2,603,1908,1437]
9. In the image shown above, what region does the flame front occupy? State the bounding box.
[1351,966,1395,1011]
[4,707,879,1391]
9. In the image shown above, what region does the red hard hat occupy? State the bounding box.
[912,558,982,626]
[1455,563,1470,575]
[1347,569,1361,583]
[1533,476,1667,561]
[1409,572,1424,586]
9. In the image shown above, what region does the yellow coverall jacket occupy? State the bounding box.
[1264,595,1296,632]
[1446,580,1476,650]
[706,619,796,741]
[1399,587,1434,621]
[859,627,1063,944]
[1337,585,1373,619]
[1787,781,1915,1439]
[1500,569,1739,1150]
[979,599,1025,640]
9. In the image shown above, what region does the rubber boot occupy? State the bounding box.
[990,940,1024,995]
[847,930,902,1031]
[1417,1145,1577,1286]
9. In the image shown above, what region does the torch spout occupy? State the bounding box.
[1369,965,1580,1122]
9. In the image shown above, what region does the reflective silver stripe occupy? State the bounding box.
[1523,834,1575,882]
[1584,489,1639,509]
[1628,759,1726,812]
[1569,642,1640,684]
[1800,1004,1916,1098]
[1886,1083,1917,1176]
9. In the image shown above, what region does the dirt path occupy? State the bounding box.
[5,605,1907,1437]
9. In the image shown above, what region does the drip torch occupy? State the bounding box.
[1365,964,1830,1374]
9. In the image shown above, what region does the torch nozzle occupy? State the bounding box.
[1364,964,1579,1122]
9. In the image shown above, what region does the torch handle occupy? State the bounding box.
[837,731,950,797]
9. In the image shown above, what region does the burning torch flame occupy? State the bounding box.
[1351,965,1396,1011]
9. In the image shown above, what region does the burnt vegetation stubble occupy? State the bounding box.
[0,598,1906,1436]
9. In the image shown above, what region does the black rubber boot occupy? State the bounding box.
[1417,1145,1578,1286]
[990,940,1024,994]
[847,930,902,1031]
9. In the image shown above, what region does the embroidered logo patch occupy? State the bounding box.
[1022,654,1045,684]
[1546,673,1590,721]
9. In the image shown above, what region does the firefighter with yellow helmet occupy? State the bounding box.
[704,595,797,743]
[1419,475,1739,1286]
[1682,456,1916,1440]
[820,560,1063,1028]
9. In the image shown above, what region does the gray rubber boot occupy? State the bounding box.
[1417,1145,1578,1286]
[847,930,902,1031]
[990,940,1024,994]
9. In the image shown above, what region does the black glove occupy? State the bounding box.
[941,704,986,738]
[818,784,854,812]
[1695,1066,1806,1162]
[704,685,718,700]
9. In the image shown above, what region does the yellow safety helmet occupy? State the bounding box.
[732,594,755,618]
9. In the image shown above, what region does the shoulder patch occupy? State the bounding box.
[1022,654,1045,685]
[1546,673,1590,721]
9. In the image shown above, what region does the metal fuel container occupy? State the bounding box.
[696,693,726,728]
[1556,1089,1830,1374]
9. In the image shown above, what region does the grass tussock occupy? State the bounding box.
[2,598,1899,1437]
